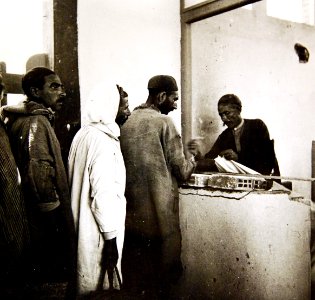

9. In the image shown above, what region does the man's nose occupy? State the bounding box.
[221,114,228,122]
[60,90,67,98]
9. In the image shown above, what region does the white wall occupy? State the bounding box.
[77,0,181,129]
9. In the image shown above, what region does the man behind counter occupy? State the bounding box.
[189,93,279,176]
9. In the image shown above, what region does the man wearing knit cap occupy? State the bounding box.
[120,75,198,298]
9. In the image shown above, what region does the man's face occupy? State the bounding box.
[159,91,179,115]
[36,74,66,111]
[218,104,242,129]
[115,96,131,126]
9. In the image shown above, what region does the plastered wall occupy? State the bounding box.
[77,0,181,130]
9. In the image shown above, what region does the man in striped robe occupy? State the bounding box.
[0,74,30,295]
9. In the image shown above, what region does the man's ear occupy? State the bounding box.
[157,91,166,105]
[30,87,39,97]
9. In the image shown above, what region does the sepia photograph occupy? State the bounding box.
[0,0,314,299]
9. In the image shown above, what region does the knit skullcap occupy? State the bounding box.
[147,75,178,92]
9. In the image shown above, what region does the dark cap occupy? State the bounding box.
[148,75,178,92]
[218,94,242,111]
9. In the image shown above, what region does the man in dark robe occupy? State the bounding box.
[189,94,279,176]
[1,67,75,284]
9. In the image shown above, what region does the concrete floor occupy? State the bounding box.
[0,282,68,300]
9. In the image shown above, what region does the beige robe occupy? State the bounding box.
[120,105,195,271]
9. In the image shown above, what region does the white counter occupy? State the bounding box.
[177,182,311,299]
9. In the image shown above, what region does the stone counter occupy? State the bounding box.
[177,182,311,299]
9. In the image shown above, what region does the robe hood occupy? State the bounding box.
[83,81,120,139]
[0,100,55,125]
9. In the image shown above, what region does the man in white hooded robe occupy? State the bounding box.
[68,82,127,298]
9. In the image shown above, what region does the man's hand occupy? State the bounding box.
[98,237,118,290]
[103,237,118,270]
[220,149,238,161]
[116,84,126,100]
[187,139,203,160]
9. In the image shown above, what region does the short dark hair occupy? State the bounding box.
[22,67,56,98]
[218,94,242,111]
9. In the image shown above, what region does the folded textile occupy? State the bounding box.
[214,156,261,175]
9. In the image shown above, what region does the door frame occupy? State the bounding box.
[180,0,262,144]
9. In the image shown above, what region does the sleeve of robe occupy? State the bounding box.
[197,133,227,172]
[88,135,124,240]
[204,130,233,159]
[238,119,274,175]
[21,116,60,207]
[163,117,196,182]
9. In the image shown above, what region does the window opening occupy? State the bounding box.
[267,0,314,25]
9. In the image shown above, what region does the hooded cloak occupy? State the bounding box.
[68,81,126,297]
